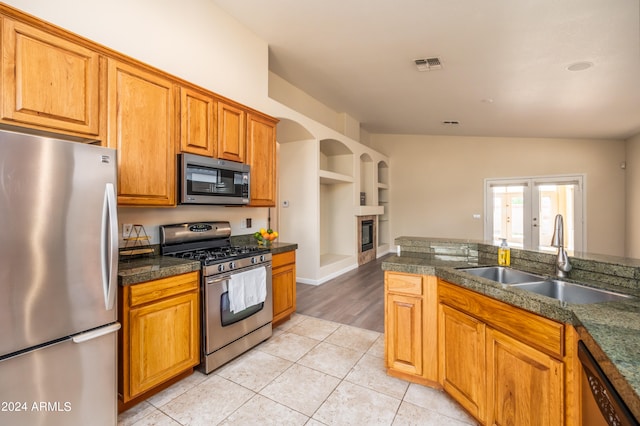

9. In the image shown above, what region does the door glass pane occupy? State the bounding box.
[537,184,575,252]
[492,186,524,248]
[486,176,582,253]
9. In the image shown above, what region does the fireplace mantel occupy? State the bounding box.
[355,205,384,216]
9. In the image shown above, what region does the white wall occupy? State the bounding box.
[369,134,627,257]
[269,72,342,135]
[625,133,640,257]
[278,139,319,280]
[118,206,269,246]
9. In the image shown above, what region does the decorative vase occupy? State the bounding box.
[257,239,271,247]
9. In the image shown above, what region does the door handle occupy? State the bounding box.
[72,323,121,344]
[101,183,118,310]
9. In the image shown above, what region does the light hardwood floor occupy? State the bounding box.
[296,254,392,333]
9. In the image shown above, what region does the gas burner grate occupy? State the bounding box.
[167,245,270,265]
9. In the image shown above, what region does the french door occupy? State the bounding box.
[485,175,584,253]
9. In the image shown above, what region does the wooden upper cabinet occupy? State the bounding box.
[247,112,278,207]
[179,86,216,157]
[1,18,102,137]
[107,59,175,206]
[216,101,245,163]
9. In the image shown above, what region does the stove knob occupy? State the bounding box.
[217,264,225,272]
[251,257,257,264]
[229,261,235,270]
[259,255,265,262]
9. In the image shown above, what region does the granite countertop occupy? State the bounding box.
[263,242,298,255]
[382,252,640,419]
[117,242,298,286]
[118,255,201,286]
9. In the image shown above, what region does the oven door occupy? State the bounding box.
[204,264,273,354]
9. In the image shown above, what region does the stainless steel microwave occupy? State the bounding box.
[179,154,250,205]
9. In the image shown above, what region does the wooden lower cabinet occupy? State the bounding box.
[386,292,424,376]
[438,279,566,425]
[486,328,564,426]
[119,272,200,408]
[384,272,438,385]
[438,303,486,421]
[272,250,296,326]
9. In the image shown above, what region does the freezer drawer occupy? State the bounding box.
[0,324,119,426]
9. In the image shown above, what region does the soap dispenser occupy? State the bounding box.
[498,238,511,266]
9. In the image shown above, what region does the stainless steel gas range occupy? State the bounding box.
[160,222,272,373]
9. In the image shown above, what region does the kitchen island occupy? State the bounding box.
[382,236,640,424]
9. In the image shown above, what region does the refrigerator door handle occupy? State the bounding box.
[72,323,121,344]
[101,183,118,310]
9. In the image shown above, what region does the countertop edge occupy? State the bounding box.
[117,242,298,286]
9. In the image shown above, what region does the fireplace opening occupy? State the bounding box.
[361,219,374,252]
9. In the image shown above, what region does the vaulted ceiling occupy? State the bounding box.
[213,0,640,140]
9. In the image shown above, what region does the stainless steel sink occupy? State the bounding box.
[458,266,633,304]
[510,280,633,304]
[457,266,544,284]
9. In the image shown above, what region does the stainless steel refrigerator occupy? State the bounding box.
[0,129,119,426]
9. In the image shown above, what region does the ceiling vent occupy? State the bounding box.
[414,57,442,71]
[441,120,460,125]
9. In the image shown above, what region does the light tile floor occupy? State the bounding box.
[118,314,478,426]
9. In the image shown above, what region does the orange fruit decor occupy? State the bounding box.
[254,228,278,245]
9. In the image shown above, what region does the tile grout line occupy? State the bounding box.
[295,322,372,425]
[121,313,476,425]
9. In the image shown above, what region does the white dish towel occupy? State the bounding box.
[228,266,267,313]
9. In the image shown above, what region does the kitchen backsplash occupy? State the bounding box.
[396,236,640,295]
[117,205,271,247]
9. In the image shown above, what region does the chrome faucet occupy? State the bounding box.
[551,214,572,278]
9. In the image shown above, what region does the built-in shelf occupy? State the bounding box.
[377,161,389,185]
[320,253,351,267]
[319,140,353,272]
[319,169,354,184]
[320,139,353,176]
[280,125,390,283]
[355,205,384,216]
[378,218,390,246]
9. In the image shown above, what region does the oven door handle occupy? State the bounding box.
[206,276,230,285]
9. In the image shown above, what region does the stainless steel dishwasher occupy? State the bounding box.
[578,341,639,426]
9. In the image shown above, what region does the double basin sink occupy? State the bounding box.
[457,266,632,304]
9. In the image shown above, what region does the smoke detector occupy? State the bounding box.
[414,57,442,71]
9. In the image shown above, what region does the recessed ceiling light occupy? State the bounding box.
[567,61,594,71]
[481,98,494,103]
